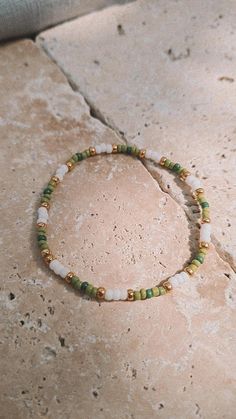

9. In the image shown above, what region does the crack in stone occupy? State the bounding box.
[38,42,236,273]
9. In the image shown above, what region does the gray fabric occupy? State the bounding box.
[0,0,131,41]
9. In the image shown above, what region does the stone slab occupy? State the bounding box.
[0,39,236,419]
[37,0,236,270]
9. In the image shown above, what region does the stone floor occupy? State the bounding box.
[1,1,236,419]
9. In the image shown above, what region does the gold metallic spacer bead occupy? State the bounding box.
[89,146,96,156]
[179,169,191,181]
[41,202,50,210]
[160,156,167,166]
[44,254,54,264]
[41,249,51,257]
[65,272,74,284]
[199,241,210,249]
[202,217,211,223]
[96,287,106,300]
[51,176,60,184]
[184,266,194,276]
[195,188,204,195]
[138,149,146,159]
[163,281,172,292]
[112,144,118,153]
[66,161,74,171]
[127,289,134,301]
[37,222,47,228]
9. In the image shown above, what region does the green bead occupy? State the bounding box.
[42,193,51,200]
[41,196,50,203]
[126,145,132,154]
[117,144,121,153]
[91,287,98,298]
[164,159,172,168]
[82,151,88,159]
[85,149,90,157]
[76,152,83,161]
[146,288,153,299]
[168,161,175,169]
[133,147,139,156]
[85,284,94,295]
[38,240,48,248]
[71,154,79,162]
[71,276,81,289]
[37,234,47,241]
[121,145,127,153]
[201,202,209,208]
[134,291,141,300]
[39,242,49,250]
[37,227,46,233]
[191,259,201,267]
[152,287,160,297]
[172,163,182,173]
[195,254,204,264]
[140,288,146,300]
[43,188,52,195]
[159,286,166,295]
[47,184,54,192]
[81,281,89,292]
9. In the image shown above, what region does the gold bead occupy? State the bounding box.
[195,188,204,195]
[44,254,54,264]
[112,144,118,153]
[89,146,96,156]
[96,287,106,300]
[66,161,74,171]
[199,241,209,249]
[159,156,167,166]
[51,176,60,184]
[41,249,50,257]
[138,149,146,159]
[127,289,134,301]
[65,272,74,284]
[179,169,191,181]
[163,281,172,292]
[184,266,194,276]
[202,217,211,223]
[41,202,50,210]
[37,222,47,228]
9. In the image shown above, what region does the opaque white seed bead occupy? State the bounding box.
[145,149,162,162]
[113,289,122,300]
[59,267,71,279]
[106,144,113,153]
[95,145,102,154]
[105,289,114,301]
[49,260,64,275]
[56,164,68,176]
[37,207,49,220]
[56,173,64,181]
[200,223,211,242]
[185,175,202,190]
[100,143,107,153]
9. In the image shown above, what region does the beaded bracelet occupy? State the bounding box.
[36,143,211,302]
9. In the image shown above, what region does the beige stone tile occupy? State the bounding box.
[1,39,236,419]
[37,0,236,270]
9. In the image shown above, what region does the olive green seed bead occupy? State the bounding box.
[82,151,88,159]
[117,144,122,152]
[85,284,94,295]
[126,145,132,154]
[140,288,147,300]
[37,227,46,233]
[168,161,175,169]
[41,196,50,203]
[197,196,207,204]
[188,264,198,273]
[152,286,160,297]
[71,276,82,290]
[134,147,139,156]
[85,149,91,157]
[76,152,83,161]
[42,193,51,200]
[71,154,79,162]
[159,286,167,295]
[191,259,201,267]
[199,247,208,255]
[37,234,47,241]
[121,144,127,153]
[46,184,54,192]
[134,291,141,300]
[91,287,98,298]
[39,242,49,250]
[164,159,172,168]
[146,288,153,299]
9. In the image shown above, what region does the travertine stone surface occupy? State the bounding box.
[0,33,236,419]
[37,0,236,270]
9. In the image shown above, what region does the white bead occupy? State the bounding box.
[105,289,113,301]
[95,145,102,154]
[56,164,68,176]
[59,266,71,279]
[185,175,202,190]
[56,173,64,181]
[152,151,162,161]
[106,144,113,153]
[37,217,48,224]
[119,289,128,300]
[113,289,121,300]
[200,223,211,242]
[100,143,107,153]
[37,207,48,220]
[145,149,152,159]
[169,271,188,287]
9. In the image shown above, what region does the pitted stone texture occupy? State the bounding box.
[37,0,236,270]
[1,40,236,419]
